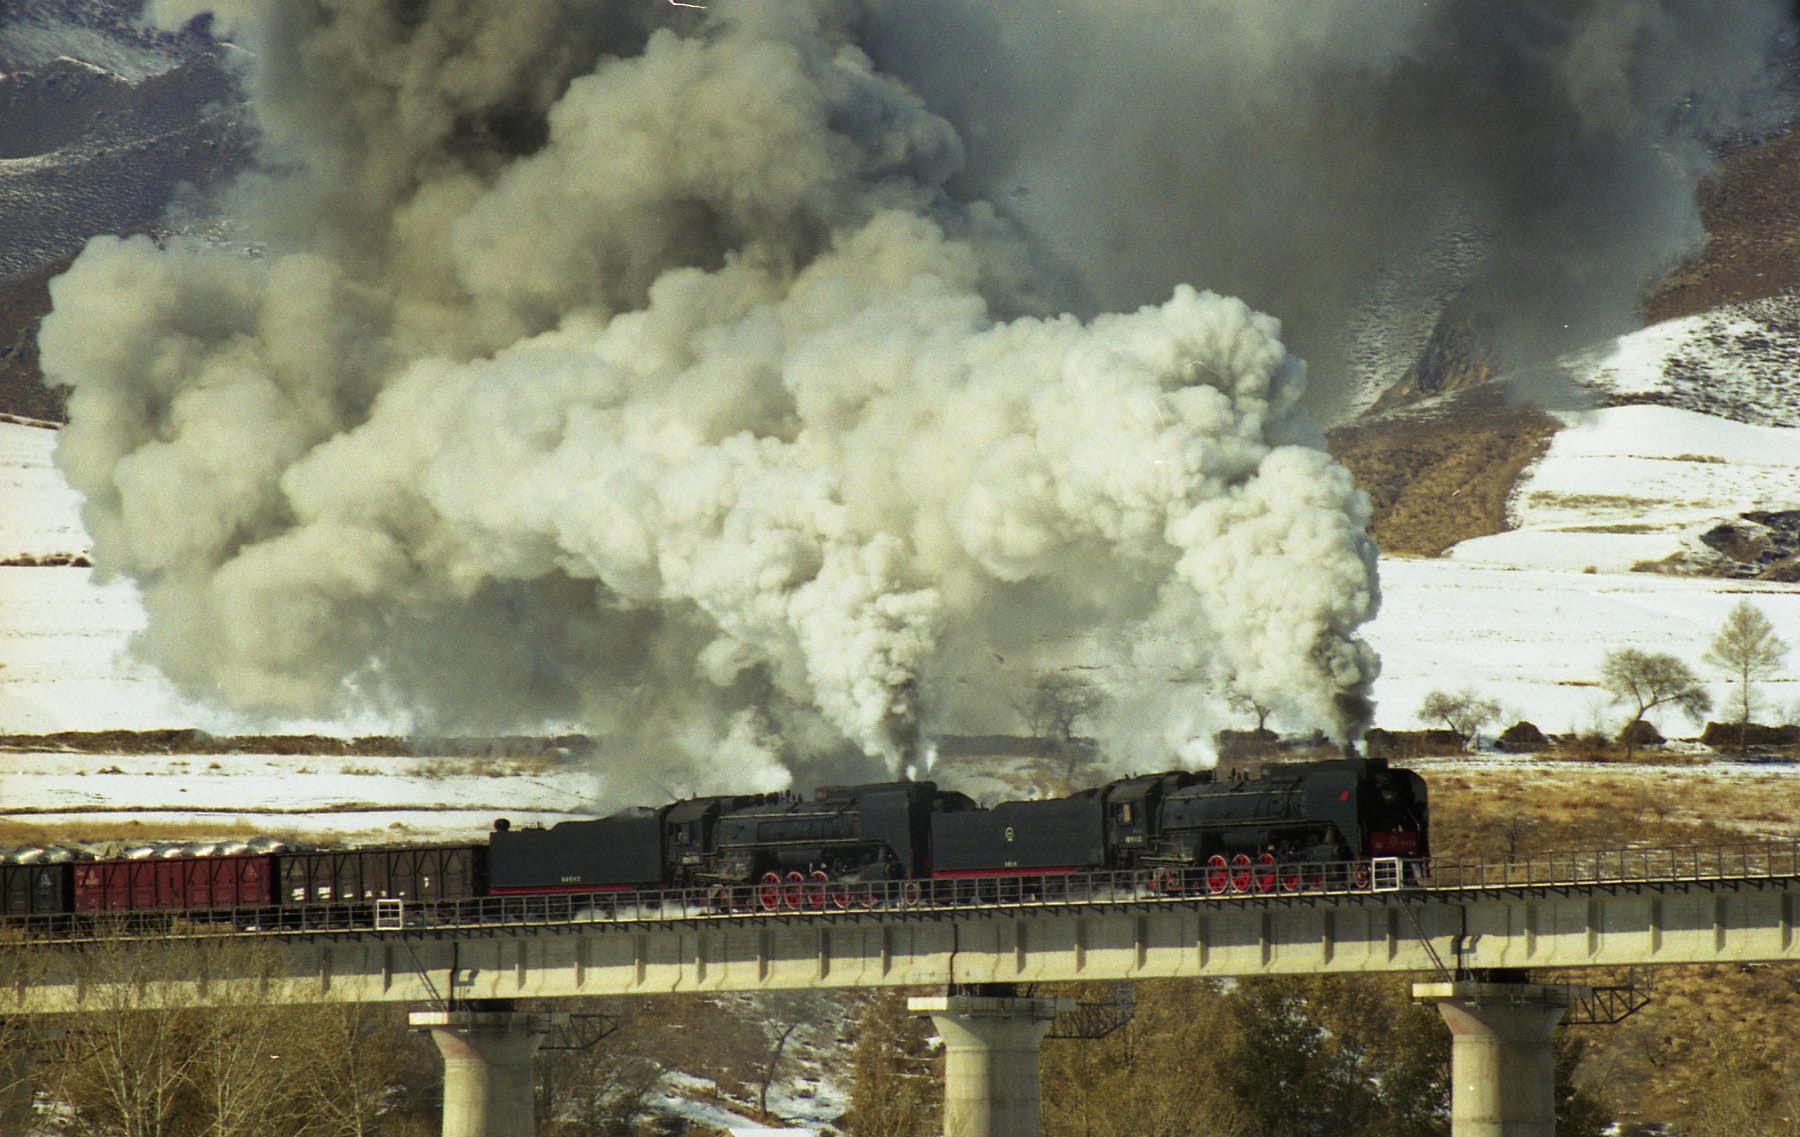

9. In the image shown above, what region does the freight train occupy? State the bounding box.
[0,755,1427,927]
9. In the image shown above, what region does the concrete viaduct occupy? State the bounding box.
[6,844,1800,1137]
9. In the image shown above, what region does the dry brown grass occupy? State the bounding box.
[1425,762,1800,862]
[1643,127,1800,324]
[0,818,311,847]
[1429,760,1800,1127]
[1327,387,1559,556]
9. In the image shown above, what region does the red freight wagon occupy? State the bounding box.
[73,855,279,913]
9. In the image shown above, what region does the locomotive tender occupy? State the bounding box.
[0,755,1427,925]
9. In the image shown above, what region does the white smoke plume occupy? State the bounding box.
[42,0,1380,794]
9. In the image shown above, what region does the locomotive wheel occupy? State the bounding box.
[1148,869,1180,895]
[1254,853,1277,893]
[784,871,806,909]
[1205,854,1230,895]
[829,881,853,910]
[1229,853,1253,893]
[757,872,782,912]
[807,870,830,911]
[1278,863,1302,892]
[858,884,880,909]
[901,880,922,907]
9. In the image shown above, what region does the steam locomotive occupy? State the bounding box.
[488,754,1429,907]
[0,755,1427,926]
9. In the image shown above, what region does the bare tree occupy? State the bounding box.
[41,935,354,1137]
[1601,648,1712,760]
[844,990,936,1137]
[1227,691,1273,733]
[1703,600,1790,751]
[1013,672,1105,778]
[1417,689,1501,746]
[285,1002,424,1137]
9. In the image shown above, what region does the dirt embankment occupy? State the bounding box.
[1425,758,1800,1128]
[1326,384,1560,556]
[1645,128,1800,324]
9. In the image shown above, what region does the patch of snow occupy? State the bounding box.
[1447,404,1800,572]
[1573,297,1800,428]
[0,751,600,842]
[0,421,88,559]
[0,25,175,80]
[646,1072,783,1135]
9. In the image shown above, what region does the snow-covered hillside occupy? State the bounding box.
[1576,296,1800,428]
[1364,559,1800,736]
[0,415,84,558]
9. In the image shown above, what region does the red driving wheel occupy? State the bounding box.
[1229,853,1253,893]
[757,871,782,912]
[1254,852,1277,893]
[1205,854,1230,895]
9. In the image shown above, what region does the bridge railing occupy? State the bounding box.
[0,860,1410,942]
[1422,841,1800,890]
[9,841,1800,944]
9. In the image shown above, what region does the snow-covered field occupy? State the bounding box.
[0,750,595,843]
[1448,404,1800,573]
[1367,558,1800,735]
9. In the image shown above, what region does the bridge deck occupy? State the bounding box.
[1,842,1799,1014]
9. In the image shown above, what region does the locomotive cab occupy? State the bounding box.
[663,793,785,885]
[1101,771,1210,855]
[1359,761,1430,861]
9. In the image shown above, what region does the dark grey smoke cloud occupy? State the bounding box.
[855,0,1798,416]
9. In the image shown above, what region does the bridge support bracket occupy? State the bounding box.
[1413,981,1587,1137]
[909,991,1072,1137]
[410,1007,568,1137]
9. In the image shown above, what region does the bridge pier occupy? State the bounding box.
[909,987,1071,1137]
[1413,981,1580,1137]
[410,1004,566,1137]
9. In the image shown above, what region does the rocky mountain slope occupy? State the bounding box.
[0,0,246,421]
